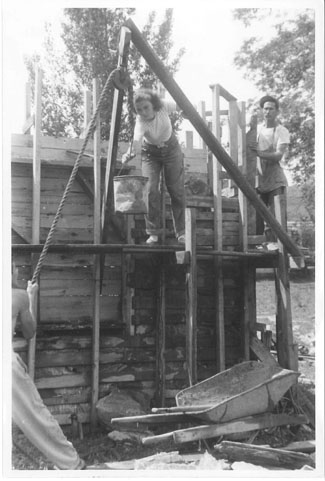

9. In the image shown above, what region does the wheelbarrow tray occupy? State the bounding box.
[174,361,300,423]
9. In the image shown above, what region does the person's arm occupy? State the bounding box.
[20,282,38,339]
[122,117,143,164]
[122,139,142,164]
[249,142,288,163]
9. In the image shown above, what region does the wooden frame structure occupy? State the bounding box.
[11,20,300,428]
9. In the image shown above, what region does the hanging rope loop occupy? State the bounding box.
[31,67,131,284]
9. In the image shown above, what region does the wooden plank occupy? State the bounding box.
[39,278,121,297]
[217,84,237,102]
[39,296,120,323]
[236,107,250,362]
[122,217,135,335]
[91,78,101,429]
[283,440,315,454]
[250,336,277,366]
[126,18,303,261]
[197,100,206,149]
[22,115,34,135]
[246,114,258,235]
[24,81,32,133]
[241,262,256,360]
[237,101,248,250]
[228,99,238,193]
[214,440,315,469]
[211,84,225,372]
[28,66,42,379]
[155,261,166,406]
[12,224,31,244]
[80,89,92,139]
[185,208,197,385]
[274,194,298,371]
[174,413,307,444]
[76,169,94,200]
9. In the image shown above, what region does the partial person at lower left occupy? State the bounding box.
[12,262,86,470]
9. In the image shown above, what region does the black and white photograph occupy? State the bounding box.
[1,0,324,478]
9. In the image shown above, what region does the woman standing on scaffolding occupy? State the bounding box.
[122,88,186,245]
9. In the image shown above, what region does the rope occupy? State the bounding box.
[116,80,135,177]
[31,67,129,283]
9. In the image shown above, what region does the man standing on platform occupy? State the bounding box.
[249,95,290,243]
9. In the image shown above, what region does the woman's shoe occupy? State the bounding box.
[146,235,159,245]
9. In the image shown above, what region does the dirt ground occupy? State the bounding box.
[10,269,316,471]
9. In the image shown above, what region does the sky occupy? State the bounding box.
[2,0,320,141]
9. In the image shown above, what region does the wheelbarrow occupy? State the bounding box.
[111,361,300,427]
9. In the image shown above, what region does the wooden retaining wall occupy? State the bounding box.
[12,132,246,424]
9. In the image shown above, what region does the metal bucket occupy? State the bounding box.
[113,175,149,214]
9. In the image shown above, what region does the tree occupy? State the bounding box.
[233,9,315,223]
[24,24,84,138]
[25,8,185,140]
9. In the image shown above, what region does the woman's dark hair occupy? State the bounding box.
[133,88,163,112]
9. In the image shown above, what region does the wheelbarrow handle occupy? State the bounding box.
[151,405,211,414]
[142,431,174,446]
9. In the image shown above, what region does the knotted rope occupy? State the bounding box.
[31,67,130,283]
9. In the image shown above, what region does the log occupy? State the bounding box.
[214,440,315,469]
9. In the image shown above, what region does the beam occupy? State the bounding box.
[274,195,298,370]
[91,78,101,430]
[28,66,42,380]
[185,208,197,385]
[210,84,225,372]
[11,243,279,259]
[125,18,303,262]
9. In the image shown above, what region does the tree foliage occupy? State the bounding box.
[233,9,315,222]
[25,8,185,141]
[24,24,84,138]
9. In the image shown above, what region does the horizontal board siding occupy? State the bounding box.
[11,137,245,422]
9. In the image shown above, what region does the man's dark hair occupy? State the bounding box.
[259,95,279,110]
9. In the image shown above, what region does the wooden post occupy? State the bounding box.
[228,99,238,194]
[91,78,101,430]
[210,84,225,372]
[126,17,303,262]
[246,114,258,236]
[122,216,135,336]
[237,101,251,360]
[274,195,298,370]
[80,89,92,139]
[197,100,206,149]
[28,66,42,379]
[237,102,248,250]
[185,208,197,385]
[22,82,34,134]
[155,171,167,405]
[156,259,166,406]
